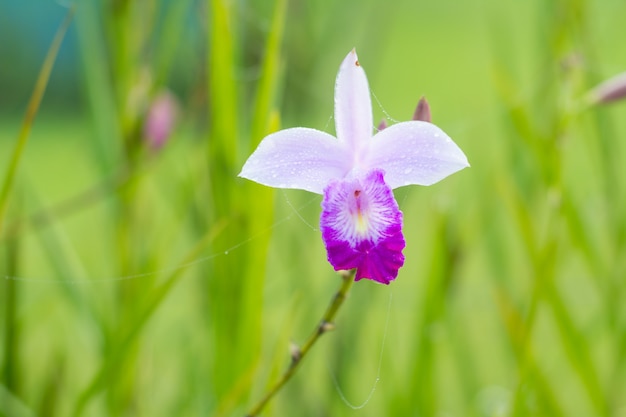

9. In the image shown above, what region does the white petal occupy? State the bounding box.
[334,49,373,155]
[239,127,350,194]
[367,121,469,189]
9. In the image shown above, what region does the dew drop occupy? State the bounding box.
[404,168,413,174]
[224,250,229,255]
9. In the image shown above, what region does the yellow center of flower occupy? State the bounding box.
[353,190,369,236]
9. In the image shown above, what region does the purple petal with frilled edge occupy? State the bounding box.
[320,170,405,284]
[334,49,373,162]
[366,121,469,189]
[239,127,350,194]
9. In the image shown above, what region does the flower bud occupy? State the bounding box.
[588,72,626,105]
[144,90,178,150]
[413,96,432,122]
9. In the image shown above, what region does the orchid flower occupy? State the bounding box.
[239,49,468,284]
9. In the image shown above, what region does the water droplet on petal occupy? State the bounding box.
[404,168,413,174]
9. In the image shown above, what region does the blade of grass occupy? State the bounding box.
[205,0,285,406]
[3,197,22,398]
[408,213,449,415]
[484,175,565,416]
[490,4,608,406]
[205,0,244,402]
[543,277,607,414]
[495,287,565,417]
[208,0,238,182]
[249,0,287,148]
[1,168,129,243]
[0,6,75,235]
[236,0,287,405]
[25,182,105,331]
[71,221,226,417]
[153,0,194,88]
[0,384,36,417]
[75,0,122,173]
[499,168,607,415]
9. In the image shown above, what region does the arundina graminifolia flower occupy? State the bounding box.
[239,49,469,284]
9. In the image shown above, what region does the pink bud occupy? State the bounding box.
[588,72,626,105]
[144,91,178,150]
[413,96,432,122]
[377,118,387,131]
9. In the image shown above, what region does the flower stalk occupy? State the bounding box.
[246,269,357,417]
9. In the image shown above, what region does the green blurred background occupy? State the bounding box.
[2,0,626,416]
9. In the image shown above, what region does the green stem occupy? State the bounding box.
[246,269,356,417]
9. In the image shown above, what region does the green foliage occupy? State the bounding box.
[1,0,626,416]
